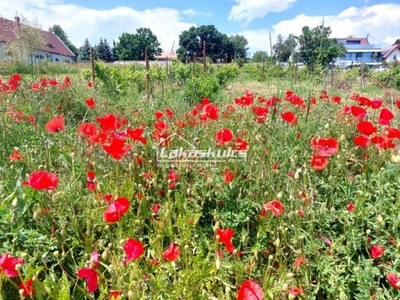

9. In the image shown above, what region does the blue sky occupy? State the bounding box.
[1,0,399,55]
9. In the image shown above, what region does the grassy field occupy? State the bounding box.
[0,62,400,299]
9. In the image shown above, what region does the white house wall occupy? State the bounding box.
[386,49,400,62]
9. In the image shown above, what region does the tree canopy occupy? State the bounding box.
[296,25,346,71]
[94,38,113,62]
[177,25,234,62]
[272,34,297,62]
[77,38,91,62]
[48,24,78,57]
[115,28,162,61]
[393,39,400,45]
[230,34,249,59]
[252,51,267,63]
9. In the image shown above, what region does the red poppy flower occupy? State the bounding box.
[127,127,147,144]
[372,136,396,149]
[310,137,339,157]
[319,91,328,99]
[22,171,58,190]
[9,148,23,162]
[237,280,264,300]
[152,203,161,214]
[85,98,96,109]
[201,103,219,120]
[223,169,234,183]
[357,121,377,135]
[216,228,235,253]
[262,200,284,217]
[165,108,174,119]
[353,135,370,147]
[232,138,249,151]
[370,245,385,259]
[87,171,96,190]
[0,253,23,277]
[293,256,307,270]
[281,111,297,125]
[310,155,328,171]
[379,108,394,122]
[235,90,254,107]
[370,99,383,109]
[397,100,400,109]
[351,106,367,120]
[45,116,65,133]
[155,120,168,131]
[347,203,355,212]
[168,169,178,181]
[252,106,269,117]
[384,127,400,139]
[216,128,234,146]
[109,291,121,299]
[154,111,164,119]
[77,267,98,293]
[102,135,131,160]
[357,96,371,106]
[96,113,120,131]
[123,238,144,263]
[63,76,72,88]
[78,122,98,137]
[162,243,180,261]
[288,287,304,296]
[103,197,130,223]
[331,95,341,104]
[19,279,35,297]
[387,273,400,289]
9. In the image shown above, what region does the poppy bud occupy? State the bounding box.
[377,215,384,224]
[127,291,135,299]
[215,258,221,270]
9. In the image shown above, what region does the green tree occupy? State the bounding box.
[393,39,400,45]
[115,28,162,61]
[296,25,346,71]
[252,51,268,63]
[77,38,91,62]
[272,34,297,62]
[94,38,113,62]
[48,24,78,57]
[177,25,234,62]
[230,34,248,60]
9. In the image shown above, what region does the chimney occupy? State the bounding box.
[15,16,20,34]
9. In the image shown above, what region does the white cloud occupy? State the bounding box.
[0,0,195,51]
[182,9,211,17]
[239,3,400,55]
[229,0,297,24]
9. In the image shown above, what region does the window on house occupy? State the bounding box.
[394,55,397,60]
[347,40,361,44]
[46,43,54,48]
[356,52,363,59]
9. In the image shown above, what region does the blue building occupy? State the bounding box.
[336,37,382,68]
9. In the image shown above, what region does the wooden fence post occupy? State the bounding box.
[145,47,150,100]
[90,47,95,89]
[203,41,206,72]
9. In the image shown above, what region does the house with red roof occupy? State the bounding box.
[382,44,400,63]
[0,16,75,63]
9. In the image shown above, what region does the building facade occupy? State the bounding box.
[0,16,75,63]
[336,37,382,68]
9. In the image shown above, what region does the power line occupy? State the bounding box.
[367,33,391,47]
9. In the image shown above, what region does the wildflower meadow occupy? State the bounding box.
[0,61,400,299]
